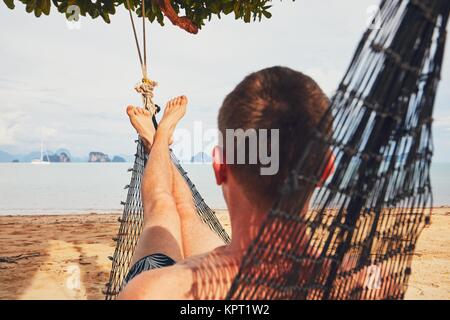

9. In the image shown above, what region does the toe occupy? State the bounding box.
[126,105,134,115]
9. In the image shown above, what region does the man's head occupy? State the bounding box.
[213,66,331,212]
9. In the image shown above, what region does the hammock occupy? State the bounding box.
[105,0,449,299]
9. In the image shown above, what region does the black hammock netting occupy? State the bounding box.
[105,0,449,300]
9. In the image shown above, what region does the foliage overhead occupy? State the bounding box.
[2,0,276,34]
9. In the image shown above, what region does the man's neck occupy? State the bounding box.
[225,193,312,256]
[226,196,268,254]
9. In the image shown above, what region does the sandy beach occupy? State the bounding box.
[0,208,448,300]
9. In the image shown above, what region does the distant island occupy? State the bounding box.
[112,156,126,163]
[0,149,131,163]
[190,152,212,163]
[88,152,126,163]
[88,152,110,163]
[44,152,71,163]
[0,149,212,164]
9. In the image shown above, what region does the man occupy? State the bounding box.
[119,66,330,299]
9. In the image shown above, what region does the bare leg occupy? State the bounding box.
[126,102,184,266]
[162,96,224,256]
[126,97,225,267]
[171,163,225,257]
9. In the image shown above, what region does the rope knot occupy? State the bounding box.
[135,78,158,115]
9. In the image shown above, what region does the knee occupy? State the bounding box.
[145,191,175,210]
[143,195,178,221]
[176,201,196,214]
[147,190,173,202]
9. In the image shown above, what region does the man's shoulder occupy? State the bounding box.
[119,263,194,300]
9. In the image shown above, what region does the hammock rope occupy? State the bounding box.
[125,0,157,114]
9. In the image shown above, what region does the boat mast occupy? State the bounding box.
[40,139,44,161]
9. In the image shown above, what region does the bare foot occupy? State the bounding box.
[157,96,187,143]
[126,106,155,151]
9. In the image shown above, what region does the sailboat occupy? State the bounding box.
[31,139,50,165]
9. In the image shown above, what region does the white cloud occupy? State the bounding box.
[304,67,343,96]
[0,110,26,145]
[41,126,58,140]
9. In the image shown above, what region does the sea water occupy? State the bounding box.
[0,162,448,215]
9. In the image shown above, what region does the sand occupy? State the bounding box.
[0,208,448,300]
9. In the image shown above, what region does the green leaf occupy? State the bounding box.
[42,0,50,15]
[100,11,110,23]
[24,0,37,13]
[223,2,233,15]
[262,10,271,19]
[34,7,42,17]
[3,0,15,10]
[6,0,282,29]
[233,1,240,17]
[244,10,251,23]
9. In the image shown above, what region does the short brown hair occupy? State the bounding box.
[218,66,331,210]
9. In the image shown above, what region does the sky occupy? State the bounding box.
[0,0,449,161]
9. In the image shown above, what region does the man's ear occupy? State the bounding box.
[212,146,227,185]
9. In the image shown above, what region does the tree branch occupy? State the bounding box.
[155,0,199,34]
[0,252,41,264]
